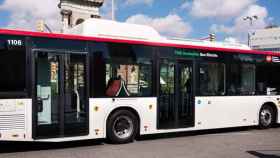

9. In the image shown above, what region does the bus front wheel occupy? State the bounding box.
[259,105,276,129]
[106,110,139,144]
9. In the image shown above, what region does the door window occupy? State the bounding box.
[36,53,60,137]
[158,60,195,129]
[35,52,88,138]
[178,64,192,122]
[158,60,175,129]
[64,54,87,135]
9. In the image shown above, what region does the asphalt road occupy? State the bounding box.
[0,127,279,158]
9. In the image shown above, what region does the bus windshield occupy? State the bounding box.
[0,40,26,92]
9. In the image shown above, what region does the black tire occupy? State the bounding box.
[106,110,139,144]
[259,105,276,129]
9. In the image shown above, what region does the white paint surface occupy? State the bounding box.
[1,96,279,142]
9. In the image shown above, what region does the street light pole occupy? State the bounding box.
[243,15,258,46]
[112,0,115,20]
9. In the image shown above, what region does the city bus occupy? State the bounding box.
[0,19,279,144]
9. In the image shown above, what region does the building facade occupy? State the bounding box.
[58,0,104,32]
[250,27,280,52]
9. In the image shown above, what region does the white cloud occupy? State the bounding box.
[210,4,269,42]
[180,1,192,10]
[124,0,154,6]
[0,0,60,31]
[180,0,272,43]
[186,0,257,19]
[101,0,154,20]
[126,14,192,38]
[210,24,234,34]
[100,0,114,20]
[224,37,240,43]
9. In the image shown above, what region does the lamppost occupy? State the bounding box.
[112,0,115,20]
[243,15,258,46]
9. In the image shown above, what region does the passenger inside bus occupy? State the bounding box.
[106,76,130,97]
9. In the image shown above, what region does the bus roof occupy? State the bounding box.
[0,19,279,56]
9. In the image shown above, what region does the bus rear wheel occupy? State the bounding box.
[259,105,276,129]
[106,110,138,144]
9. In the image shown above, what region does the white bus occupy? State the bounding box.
[0,19,279,144]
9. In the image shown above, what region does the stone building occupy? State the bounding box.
[58,0,104,32]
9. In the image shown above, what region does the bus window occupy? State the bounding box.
[160,62,175,95]
[105,63,152,97]
[228,64,256,95]
[199,63,225,96]
[0,47,26,92]
[91,43,154,97]
[256,64,280,95]
[158,60,175,128]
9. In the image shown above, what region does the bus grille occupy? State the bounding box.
[0,114,25,130]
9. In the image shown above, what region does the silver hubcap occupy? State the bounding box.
[260,109,272,126]
[113,116,134,139]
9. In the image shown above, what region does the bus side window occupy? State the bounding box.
[199,62,225,96]
[227,63,255,96]
[105,63,152,97]
[106,77,130,97]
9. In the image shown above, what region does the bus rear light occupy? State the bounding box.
[266,56,272,62]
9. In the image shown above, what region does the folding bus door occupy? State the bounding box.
[34,51,89,138]
[158,59,195,129]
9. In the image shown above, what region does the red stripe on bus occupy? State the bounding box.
[0,29,279,56]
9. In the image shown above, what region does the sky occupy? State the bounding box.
[0,0,279,43]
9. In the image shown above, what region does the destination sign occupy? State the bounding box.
[175,49,218,58]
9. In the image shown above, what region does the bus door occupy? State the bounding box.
[177,60,195,128]
[34,51,88,138]
[158,59,195,129]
